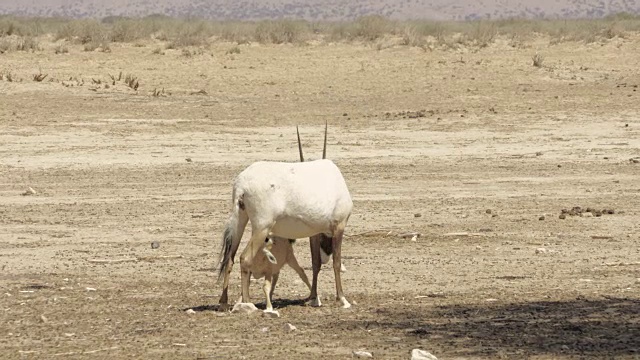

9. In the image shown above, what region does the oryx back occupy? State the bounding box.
[235,159,352,239]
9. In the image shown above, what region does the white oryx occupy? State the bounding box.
[217,122,353,310]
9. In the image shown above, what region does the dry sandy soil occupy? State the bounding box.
[1,35,639,359]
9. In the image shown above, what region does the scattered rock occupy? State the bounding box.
[40,315,48,323]
[558,206,615,219]
[185,158,192,162]
[539,215,545,221]
[261,327,269,333]
[485,209,492,214]
[411,348,438,360]
[151,241,160,249]
[283,323,297,332]
[414,213,422,218]
[22,187,36,196]
[185,309,196,314]
[535,247,547,254]
[352,350,373,358]
[85,287,97,292]
[231,302,258,314]
[262,310,280,318]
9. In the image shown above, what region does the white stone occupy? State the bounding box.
[535,247,547,254]
[352,350,373,358]
[231,302,258,314]
[283,323,297,332]
[185,309,196,314]
[411,349,438,360]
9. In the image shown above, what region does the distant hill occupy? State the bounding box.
[0,0,639,21]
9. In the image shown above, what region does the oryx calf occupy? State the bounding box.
[217,123,353,310]
[241,236,311,313]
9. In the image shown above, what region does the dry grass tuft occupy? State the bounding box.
[1,70,15,82]
[124,73,139,90]
[54,43,69,54]
[532,53,544,67]
[226,45,241,54]
[32,71,48,82]
[253,20,308,44]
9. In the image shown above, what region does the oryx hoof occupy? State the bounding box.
[339,297,351,309]
[307,296,322,307]
[262,309,280,318]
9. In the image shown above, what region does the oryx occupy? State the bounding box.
[217,122,353,310]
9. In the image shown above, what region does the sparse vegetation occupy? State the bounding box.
[0,14,639,52]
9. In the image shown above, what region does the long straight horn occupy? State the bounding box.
[296,125,304,162]
[322,120,327,159]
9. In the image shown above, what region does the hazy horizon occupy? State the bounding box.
[1,0,639,21]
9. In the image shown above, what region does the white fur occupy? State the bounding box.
[235,159,352,241]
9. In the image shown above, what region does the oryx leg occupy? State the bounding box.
[307,234,323,307]
[240,227,271,303]
[263,274,275,313]
[287,250,312,292]
[332,223,350,308]
[269,271,280,300]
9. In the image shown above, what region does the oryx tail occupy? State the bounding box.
[217,189,249,282]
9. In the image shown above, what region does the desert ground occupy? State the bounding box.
[1,33,639,359]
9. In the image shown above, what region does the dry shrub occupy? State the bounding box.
[54,43,69,54]
[84,41,110,52]
[110,19,147,42]
[353,15,392,41]
[166,21,211,48]
[532,53,544,67]
[400,25,425,48]
[16,36,41,51]
[0,16,26,36]
[56,19,110,46]
[226,45,241,54]
[253,20,308,44]
[0,38,12,53]
[215,21,254,44]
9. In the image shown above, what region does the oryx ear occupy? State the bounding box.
[296,125,304,162]
[322,120,327,160]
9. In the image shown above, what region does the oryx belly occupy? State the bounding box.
[270,216,328,239]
